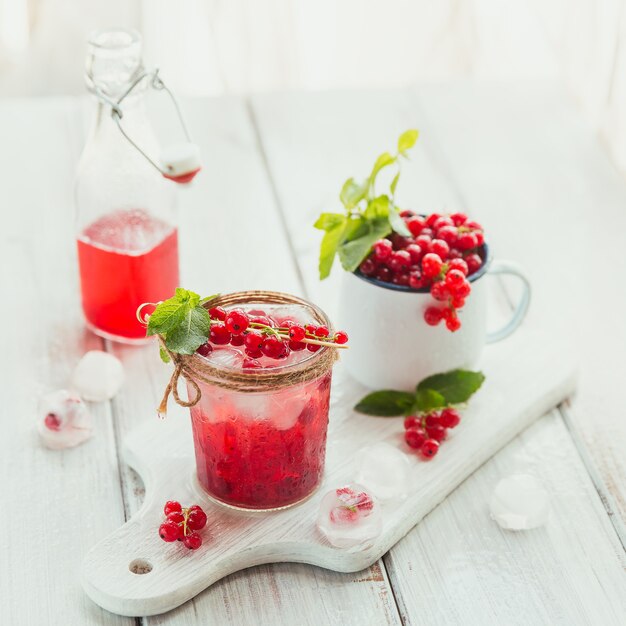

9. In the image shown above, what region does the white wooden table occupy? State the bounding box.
[1,82,626,625]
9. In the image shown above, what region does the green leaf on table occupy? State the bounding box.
[398,129,419,155]
[314,212,346,232]
[339,178,368,210]
[319,220,347,279]
[417,369,485,404]
[159,346,171,363]
[354,390,417,416]
[338,217,392,272]
[163,305,211,355]
[147,287,200,336]
[413,388,446,413]
[388,206,411,237]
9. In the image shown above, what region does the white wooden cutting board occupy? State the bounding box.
[81,329,576,617]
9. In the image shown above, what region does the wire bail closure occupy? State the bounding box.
[91,69,201,183]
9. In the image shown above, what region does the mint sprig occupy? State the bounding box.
[147,288,217,358]
[354,369,485,416]
[314,129,419,279]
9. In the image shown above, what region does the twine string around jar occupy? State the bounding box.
[143,291,339,417]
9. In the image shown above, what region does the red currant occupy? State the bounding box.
[430,281,449,301]
[390,234,412,250]
[445,268,466,289]
[230,334,245,346]
[429,239,450,260]
[373,239,393,261]
[208,306,226,321]
[424,306,443,326]
[289,340,306,351]
[167,511,185,524]
[409,271,426,290]
[389,250,412,272]
[359,257,377,276]
[289,325,306,342]
[457,232,478,250]
[448,258,468,275]
[44,413,61,431]
[196,342,213,357]
[436,225,458,245]
[334,331,349,344]
[159,521,180,542]
[209,323,231,345]
[164,501,182,516]
[404,416,419,429]
[405,426,427,449]
[406,215,426,236]
[415,234,432,250]
[474,230,485,246]
[315,325,330,338]
[466,253,482,275]
[465,220,483,230]
[392,272,410,286]
[420,439,440,459]
[244,331,264,351]
[225,309,249,335]
[405,244,423,263]
[307,343,321,352]
[433,216,454,230]
[445,316,461,332]
[424,413,441,428]
[400,209,415,218]
[375,267,392,282]
[243,357,262,368]
[261,336,284,358]
[183,532,203,550]
[426,424,446,441]
[454,280,471,298]
[451,296,466,308]
[425,213,441,227]
[421,253,443,278]
[450,212,468,226]
[187,506,207,530]
[440,408,461,428]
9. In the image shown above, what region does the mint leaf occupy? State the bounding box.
[147,288,200,336]
[200,293,220,305]
[338,217,391,272]
[340,178,368,210]
[413,388,446,412]
[370,152,395,184]
[314,213,346,232]
[159,346,171,363]
[390,171,400,196]
[319,220,347,279]
[398,129,418,155]
[354,390,416,416]
[388,206,411,237]
[417,369,485,404]
[163,305,211,355]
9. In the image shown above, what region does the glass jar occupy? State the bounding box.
[75,29,179,343]
[185,292,336,511]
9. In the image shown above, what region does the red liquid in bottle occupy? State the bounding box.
[77,208,179,341]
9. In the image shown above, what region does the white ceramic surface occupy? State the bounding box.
[339,255,531,390]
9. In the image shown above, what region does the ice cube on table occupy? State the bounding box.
[355,442,412,501]
[317,484,382,549]
[71,350,124,401]
[37,389,93,450]
[490,474,551,530]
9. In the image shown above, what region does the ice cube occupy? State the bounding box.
[317,484,382,548]
[71,350,124,401]
[37,389,93,450]
[490,474,551,530]
[268,388,309,430]
[355,442,411,501]
[207,346,245,370]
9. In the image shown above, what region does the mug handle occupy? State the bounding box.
[486,259,531,343]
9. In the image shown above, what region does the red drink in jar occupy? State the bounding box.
[187,297,335,511]
[77,209,179,342]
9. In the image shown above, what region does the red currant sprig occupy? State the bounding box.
[195,308,349,361]
[403,407,461,459]
[158,500,207,550]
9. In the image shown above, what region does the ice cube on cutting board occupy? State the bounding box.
[355,442,411,501]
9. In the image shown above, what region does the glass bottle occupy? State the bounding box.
[75,29,179,344]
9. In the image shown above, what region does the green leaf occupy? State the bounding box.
[417,369,485,405]
[164,306,211,355]
[363,195,390,220]
[398,129,419,155]
[338,217,392,272]
[314,213,346,232]
[319,220,347,280]
[159,346,171,363]
[390,171,400,196]
[354,390,416,416]
[146,288,200,336]
[369,152,396,183]
[388,207,411,237]
[413,388,446,413]
[200,293,220,305]
[339,178,368,210]
[343,216,368,242]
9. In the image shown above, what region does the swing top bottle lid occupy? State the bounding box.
[86,28,143,98]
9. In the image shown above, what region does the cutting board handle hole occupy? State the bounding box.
[129,558,153,575]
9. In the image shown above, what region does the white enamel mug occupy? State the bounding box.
[338,245,531,390]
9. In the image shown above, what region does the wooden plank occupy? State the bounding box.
[249,87,626,623]
[0,98,132,625]
[101,96,401,624]
[383,410,626,626]
[409,80,626,541]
